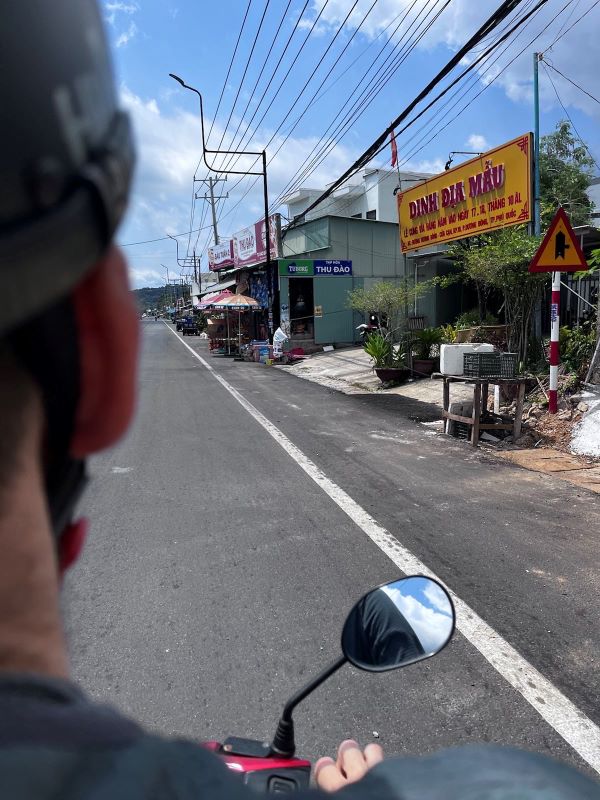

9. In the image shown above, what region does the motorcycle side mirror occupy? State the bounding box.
[270,576,455,758]
[341,576,455,672]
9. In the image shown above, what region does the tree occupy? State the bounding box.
[449,227,544,362]
[347,280,428,345]
[539,120,596,228]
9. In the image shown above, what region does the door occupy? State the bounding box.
[313,277,354,344]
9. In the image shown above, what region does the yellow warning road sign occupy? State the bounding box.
[529,207,588,272]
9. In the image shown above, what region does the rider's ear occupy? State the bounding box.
[70,246,139,457]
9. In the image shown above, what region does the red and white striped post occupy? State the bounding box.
[549,271,561,414]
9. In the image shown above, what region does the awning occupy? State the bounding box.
[200,278,236,297]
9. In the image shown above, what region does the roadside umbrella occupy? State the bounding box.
[211,294,261,354]
[198,289,233,309]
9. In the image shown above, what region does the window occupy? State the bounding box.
[366,209,376,220]
[351,213,362,219]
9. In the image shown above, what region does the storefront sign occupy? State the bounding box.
[208,241,234,271]
[397,134,532,253]
[279,259,314,276]
[209,214,282,271]
[278,259,353,276]
[314,260,352,275]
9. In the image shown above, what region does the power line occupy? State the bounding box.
[213,0,295,172]
[211,0,274,161]
[296,0,548,222]
[216,0,447,228]
[120,223,215,247]
[205,0,254,147]
[185,0,253,256]
[543,59,600,106]
[200,0,551,253]
[273,0,452,207]
[308,0,560,221]
[541,60,600,171]
[210,0,332,191]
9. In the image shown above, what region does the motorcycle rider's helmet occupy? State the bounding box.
[0,0,135,537]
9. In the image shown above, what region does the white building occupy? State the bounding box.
[587,176,600,227]
[281,168,432,225]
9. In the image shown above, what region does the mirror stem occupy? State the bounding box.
[270,656,347,757]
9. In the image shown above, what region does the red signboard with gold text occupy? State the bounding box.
[397,134,532,253]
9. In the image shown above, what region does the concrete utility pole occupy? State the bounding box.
[196,176,228,245]
[532,52,543,340]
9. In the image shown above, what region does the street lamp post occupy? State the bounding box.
[169,73,278,334]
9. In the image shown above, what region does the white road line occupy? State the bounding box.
[165,322,600,775]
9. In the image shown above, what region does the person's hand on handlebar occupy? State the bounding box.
[315,739,384,792]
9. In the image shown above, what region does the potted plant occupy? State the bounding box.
[412,327,443,377]
[364,333,410,384]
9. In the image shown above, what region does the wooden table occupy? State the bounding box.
[441,375,528,447]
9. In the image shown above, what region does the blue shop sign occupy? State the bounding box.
[314,260,352,275]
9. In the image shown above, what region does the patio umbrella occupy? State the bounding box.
[211,294,261,354]
[198,289,233,310]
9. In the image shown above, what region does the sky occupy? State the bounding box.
[381,578,453,655]
[102,0,600,288]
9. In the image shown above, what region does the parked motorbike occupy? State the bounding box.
[357,315,385,345]
[356,323,379,344]
[204,575,455,792]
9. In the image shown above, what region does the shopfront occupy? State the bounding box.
[278,259,354,344]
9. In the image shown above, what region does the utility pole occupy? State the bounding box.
[532,52,543,341]
[196,176,227,246]
[533,52,542,237]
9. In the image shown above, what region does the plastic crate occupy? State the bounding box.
[463,352,500,378]
[463,352,517,378]
[499,352,517,378]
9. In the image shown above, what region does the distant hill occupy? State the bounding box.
[132,287,167,312]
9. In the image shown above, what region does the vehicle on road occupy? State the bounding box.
[181,316,199,336]
[175,317,184,331]
[204,576,454,791]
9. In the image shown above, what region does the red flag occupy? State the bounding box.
[390,127,398,168]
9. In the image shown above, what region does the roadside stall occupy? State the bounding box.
[198,290,233,354]
[210,294,261,357]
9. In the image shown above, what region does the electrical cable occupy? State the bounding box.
[543,59,600,106]
[201,0,584,262]
[214,0,329,182]
[211,0,274,160]
[232,0,538,225]
[120,223,216,247]
[305,0,560,221]
[218,0,448,226]
[211,0,545,244]
[268,0,550,226]
[541,61,600,171]
[297,0,548,220]
[273,0,452,206]
[214,0,295,173]
[545,0,596,49]
[184,0,253,257]
[205,0,254,147]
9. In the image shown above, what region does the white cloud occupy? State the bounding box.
[381,584,453,655]
[115,20,138,48]
[118,86,358,287]
[104,1,139,26]
[467,134,488,151]
[301,0,600,120]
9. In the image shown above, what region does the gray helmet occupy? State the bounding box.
[0,0,135,336]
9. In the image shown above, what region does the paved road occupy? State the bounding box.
[64,320,600,777]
